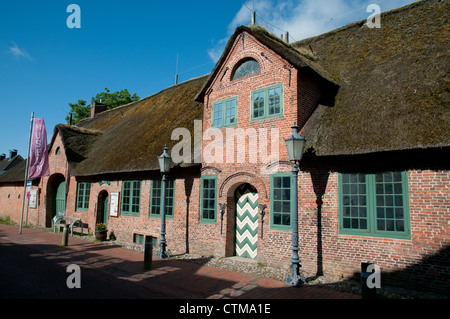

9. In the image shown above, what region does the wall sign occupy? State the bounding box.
[110,192,119,217]
[29,189,38,209]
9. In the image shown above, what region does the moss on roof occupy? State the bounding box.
[69,75,208,176]
[41,0,450,180]
[296,0,450,156]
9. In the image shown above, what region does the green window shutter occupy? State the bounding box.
[76,182,91,211]
[121,180,141,216]
[270,173,292,231]
[339,171,410,239]
[150,178,175,218]
[200,176,217,224]
[251,83,283,121]
[212,96,237,128]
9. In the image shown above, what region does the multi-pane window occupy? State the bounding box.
[251,83,283,121]
[341,173,368,230]
[232,59,261,80]
[121,180,141,216]
[213,103,223,127]
[375,172,408,233]
[150,179,175,218]
[200,176,217,223]
[76,182,91,211]
[212,97,237,128]
[270,173,292,230]
[339,171,410,239]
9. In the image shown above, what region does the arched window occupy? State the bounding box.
[232,58,261,80]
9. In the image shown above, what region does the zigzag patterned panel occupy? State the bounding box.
[235,184,258,259]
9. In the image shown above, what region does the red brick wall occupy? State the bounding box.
[294,166,449,292]
[1,31,448,294]
[198,31,325,263]
[0,183,25,222]
[66,168,201,255]
[196,30,450,293]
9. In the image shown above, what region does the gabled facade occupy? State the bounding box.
[192,25,336,262]
[0,0,448,294]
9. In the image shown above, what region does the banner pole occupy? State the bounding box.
[19,112,34,235]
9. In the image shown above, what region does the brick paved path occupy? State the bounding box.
[0,224,359,300]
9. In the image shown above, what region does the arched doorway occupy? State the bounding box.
[45,174,67,227]
[97,191,109,227]
[234,184,259,260]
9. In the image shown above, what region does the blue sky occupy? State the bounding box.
[0,0,417,158]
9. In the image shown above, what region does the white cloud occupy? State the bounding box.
[207,0,417,63]
[8,42,33,61]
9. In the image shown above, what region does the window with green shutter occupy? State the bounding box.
[76,182,91,211]
[270,173,292,231]
[150,178,175,218]
[121,180,141,216]
[200,176,217,223]
[251,83,283,121]
[339,171,410,239]
[212,96,237,128]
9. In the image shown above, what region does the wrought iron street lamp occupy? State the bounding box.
[284,123,307,287]
[156,145,171,259]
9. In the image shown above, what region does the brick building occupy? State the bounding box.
[0,0,448,293]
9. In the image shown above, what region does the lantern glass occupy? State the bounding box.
[158,146,171,173]
[284,125,306,162]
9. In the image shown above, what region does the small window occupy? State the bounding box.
[150,178,175,218]
[134,234,145,245]
[251,83,283,121]
[200,176,217,223]
[270,173,292,230]
[212,96,237,128]
[232,59,261,80]
[121,180,141,216]
[55,147,61,155]
[76,182,91,211]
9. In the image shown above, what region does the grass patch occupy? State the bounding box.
[0,216,16,226]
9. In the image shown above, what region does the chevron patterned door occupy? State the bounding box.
[234,184,258,259]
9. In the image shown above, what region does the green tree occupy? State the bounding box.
[66,88,140,125]
[66,99,89,125]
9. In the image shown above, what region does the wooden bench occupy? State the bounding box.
[52,213,85,237]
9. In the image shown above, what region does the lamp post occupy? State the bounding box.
[156,145,171,259]
[284,123,307,287]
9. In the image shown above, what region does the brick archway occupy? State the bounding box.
[219,171,268,201]
[219,172,268,257]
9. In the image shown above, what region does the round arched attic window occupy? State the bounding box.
[55,147,61,155]
[232,58,261,80]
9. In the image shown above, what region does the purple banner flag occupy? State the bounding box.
[28,118,50,179]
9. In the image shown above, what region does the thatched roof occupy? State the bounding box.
[297,0,450,156]
[67,75,208,176]
[0,159,26,183]
[3,0,445,183]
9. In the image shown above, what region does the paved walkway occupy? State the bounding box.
[0,224,359,300]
